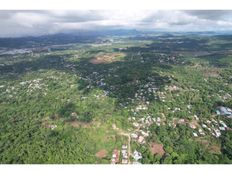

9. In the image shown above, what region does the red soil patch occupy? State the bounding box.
[90,53,125,64]
[150,143,165,156]
[95,149,108,158]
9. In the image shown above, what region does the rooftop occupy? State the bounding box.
[216,106,232,116]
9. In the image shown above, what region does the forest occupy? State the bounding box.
[0,34,232,164]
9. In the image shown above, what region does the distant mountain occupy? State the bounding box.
[1,29,232,49]
[0,29,141,48]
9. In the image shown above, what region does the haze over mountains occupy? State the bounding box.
[1,10,232,37]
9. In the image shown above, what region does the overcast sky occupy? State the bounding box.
[1,10,232,37]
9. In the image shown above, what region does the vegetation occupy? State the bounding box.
[0,34,232,164]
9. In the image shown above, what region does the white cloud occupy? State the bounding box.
[0,10,232,37]
[11,12,51,28]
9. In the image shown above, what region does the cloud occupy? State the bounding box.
[11,12,50,28]
[0,10,232,37]
[184,10,232,20]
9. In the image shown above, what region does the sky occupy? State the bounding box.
[1,10,232,37]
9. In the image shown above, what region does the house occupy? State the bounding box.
[219,120,227,128]
[138,136,145,144]
[140,130,149,137]
[111,149,120,164]
[135,105,148,112]
[122,145,127,150]
[71,112,77,117]
[132,161,142,164]
[121,145,128,164]
[214,129,221,137]
[121,148,127,154]
[219,127,226,131]
[216,106,232,117]
[193,132,198,137]
[194,115,199,121]
[133,150,142,161]
[178,119,185,124]
[189,122,197,129]
[121,145,128,158]
[152,118,156,122]
[133,122,140,128]
[111,158,116,164]
[121,159,128,164]
[187,105,192,109]
[202,124,207,129]
[131,133,138,139]
[48,124,57,130]
[198,128,205,136]
[139,118,145,123]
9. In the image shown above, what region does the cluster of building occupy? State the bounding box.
[129,116,156,144]
[2,78,48,100]
[130,114,166,130]
[135,105,148,112]
[121,145,129,164]
[165,85,180,92]
[191,116,228,138]
[111,146,142,164]
[131,132,146,144]
[157,91,166,102]
[129,106,231,141]
[18,78,48,94]
[133,78,159,103]
[0,48,32,55]
[216,106,232,118]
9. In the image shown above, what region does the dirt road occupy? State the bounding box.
[112,124,131,164]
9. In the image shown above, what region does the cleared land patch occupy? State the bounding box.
[150,142,165,156]
[90,53,125,64]
[95,149,108,158]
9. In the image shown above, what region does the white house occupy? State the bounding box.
[133,150,142,161]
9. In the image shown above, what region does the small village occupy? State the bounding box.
[108,104,232,164]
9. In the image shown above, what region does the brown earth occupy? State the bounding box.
[150,142,165,156]
[67,121,91,128]
[196,139,209,146]
[202,68,221,78]
[95,149,108,158]
[41,117,52,128]
[196,139,221,154]
[208,145,221,154]
[90,53,125,64]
